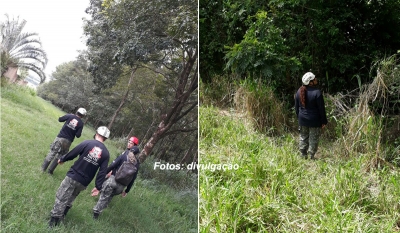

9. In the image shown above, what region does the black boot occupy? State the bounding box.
[63,206,71,218]
[93,212,100,220]
[47,159,59,175]
[48,217,60,227]
[41,160,51,172]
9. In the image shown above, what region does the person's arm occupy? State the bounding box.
[75,123,83,138]
[59,142,85,163]
[106,154,124,174]
[94,156,110,191]
[294,92,299,116]
[317,93,328,126]
[58,114,69,123]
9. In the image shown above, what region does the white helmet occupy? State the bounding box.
[96,126,110,138]
[302,72,315,85]
[77,108,87,116]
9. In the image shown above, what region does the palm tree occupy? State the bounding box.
[1,14,48,83]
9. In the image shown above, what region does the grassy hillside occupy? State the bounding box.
[1,85,197,233]
[199,105,400,232]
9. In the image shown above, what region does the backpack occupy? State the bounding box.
[114,151,138,186]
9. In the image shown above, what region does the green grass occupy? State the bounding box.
[199,106,400,232]
[1,85,197,233]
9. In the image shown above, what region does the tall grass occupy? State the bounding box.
[199,105,400,232]
[234,79,288,135]
[201,77,289,135]
[1,84,197,233]
[199,74,238,108]
[324,55,400,167]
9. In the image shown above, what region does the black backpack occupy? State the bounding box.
[114,151,138,186]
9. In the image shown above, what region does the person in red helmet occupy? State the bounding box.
[91,136,140,219]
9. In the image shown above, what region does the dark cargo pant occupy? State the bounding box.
[299,126,321,159]
[51,176,86,218]
[45,137,72,162]
[93,175,125,214]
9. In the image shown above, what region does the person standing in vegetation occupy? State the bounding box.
[91,137,140,219]
[41,108,87,174]
[48,126,111,227]
[295,72,328,159]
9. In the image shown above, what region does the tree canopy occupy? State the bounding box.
[38,0,198,165]
[200,0,400,95]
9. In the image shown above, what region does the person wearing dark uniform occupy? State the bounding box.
[91,137,140,219]
[41,108,86,174]
[295,72,328,159]
[48,126,111,227]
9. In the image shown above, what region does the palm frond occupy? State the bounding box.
[17,61,46,83]
[1,14,48,83]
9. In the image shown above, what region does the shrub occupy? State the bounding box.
[234,79,288,136]
[199,74,238,108]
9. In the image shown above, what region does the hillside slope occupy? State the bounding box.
[1,85,197,233]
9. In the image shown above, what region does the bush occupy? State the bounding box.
[234,79,289,136]
[200,74,238,108]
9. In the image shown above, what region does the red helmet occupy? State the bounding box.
[129,136,139,145]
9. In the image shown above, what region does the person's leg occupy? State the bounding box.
[63,177,86,217]
[93,176,116,218]
[299,126,310,159]
[48,139,71,174]
[49,177,76,227]
[308,127,321,159]
[42,138,60,172]
[114,182,125,195]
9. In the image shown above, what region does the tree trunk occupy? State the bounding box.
[108,67,137,130]
[138,49,198,163]
[180,135,197,165]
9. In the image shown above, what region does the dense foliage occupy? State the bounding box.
[38,0,198,165]
[200,0,400,95]
[83,0,198,163]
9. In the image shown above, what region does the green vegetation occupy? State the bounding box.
[199,105,400,232]
[200,0,400,98]
[1,84,197,233]
[199,54,400,231]
[35,0,198,167]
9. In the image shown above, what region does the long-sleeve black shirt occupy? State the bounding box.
[295,86,328,127]
[59,140,110,190]
[108,149,140,193]
[57,114,84,142]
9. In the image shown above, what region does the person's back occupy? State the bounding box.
[63,139,110,188]
[48,126,110,227]
[41,108,87,174]
[57,113,84,142]
[296,86,327,128]
[294,72,327,159]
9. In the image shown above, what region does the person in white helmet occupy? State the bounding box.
[295,72,328,159]
[48,126,111,227]
[91,136,140,219]
[41,107,87,174]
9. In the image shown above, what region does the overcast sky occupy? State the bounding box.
[1,0,90,81]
